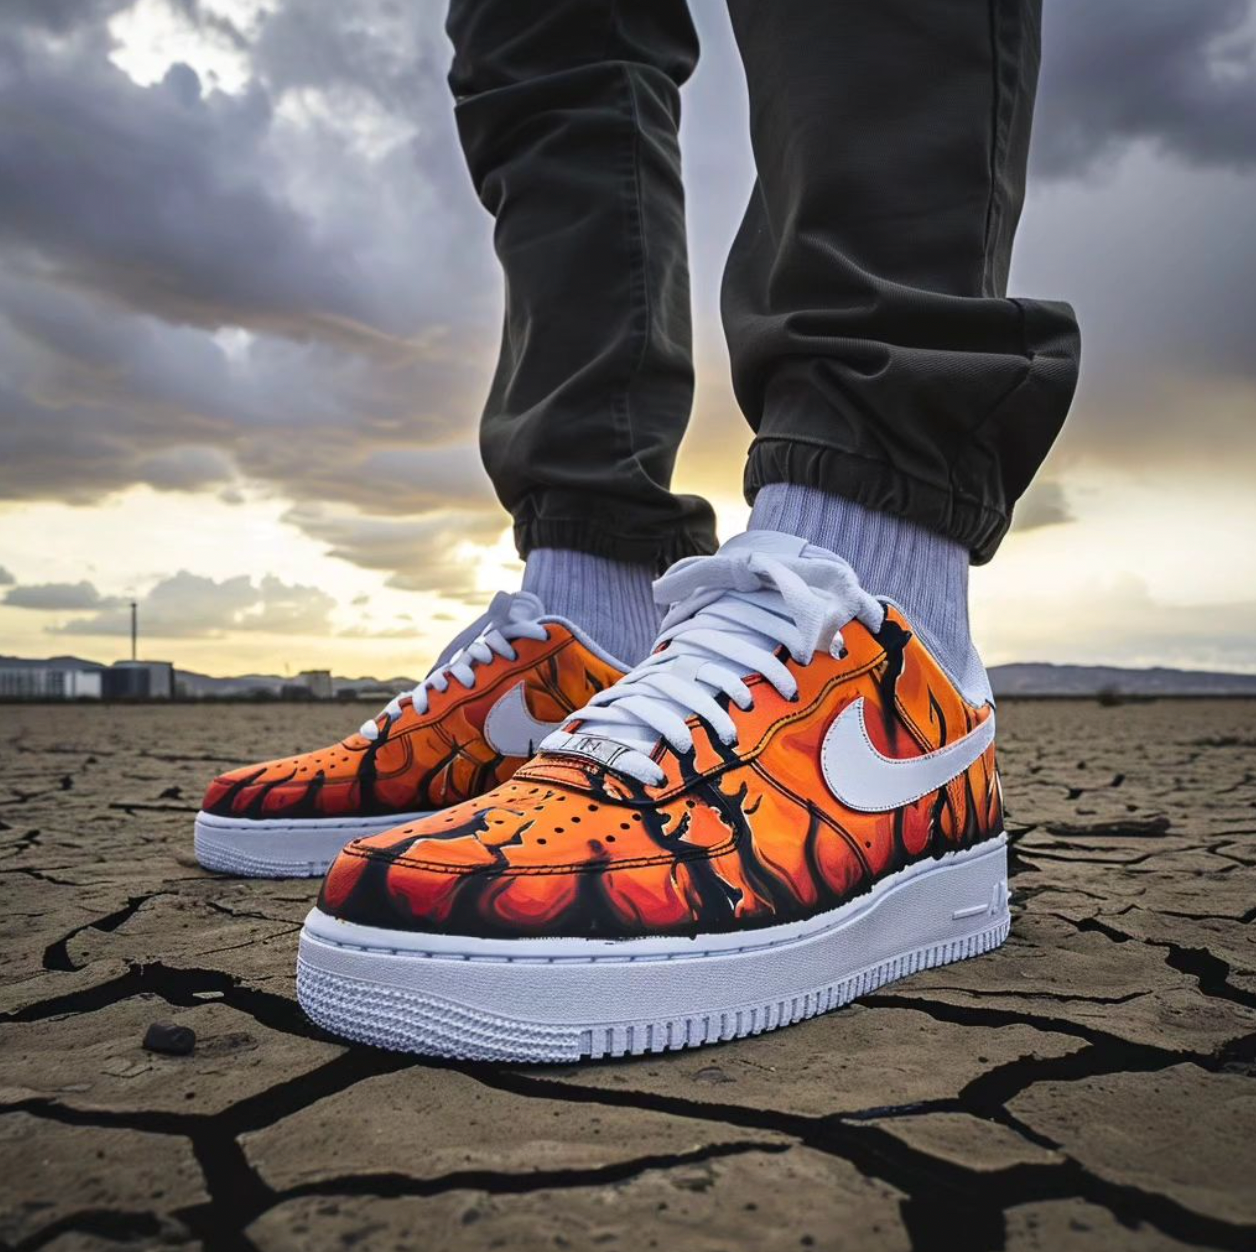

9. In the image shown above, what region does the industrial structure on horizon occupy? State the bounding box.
[0,599,176,700]
[0,658,175,701]
[0,660,343,702]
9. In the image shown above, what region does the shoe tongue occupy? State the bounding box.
[563,540,814,760]
[552,534,860,768]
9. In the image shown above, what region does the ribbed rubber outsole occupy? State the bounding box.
[297,917,1010,1063]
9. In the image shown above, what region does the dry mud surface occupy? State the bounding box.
[1,699,1254,1251]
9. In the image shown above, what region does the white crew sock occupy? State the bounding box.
[522,549,661,669]
[749,484,980,688]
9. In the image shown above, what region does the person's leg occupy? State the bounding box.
[724,0,1080,681]
[447,0,717,665]
[298,0,1072,1048]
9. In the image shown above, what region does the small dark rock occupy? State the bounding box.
[142,1022,196,1055]
[693,1064,735,1084]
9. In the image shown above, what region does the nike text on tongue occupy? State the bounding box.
[358,591,550,742]
[540,536,884,786]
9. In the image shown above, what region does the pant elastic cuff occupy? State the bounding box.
[744,439,1009,563]
[513,516,717,573]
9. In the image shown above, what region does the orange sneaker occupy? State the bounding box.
[298,534,1008,1061]
[194,593,627,878]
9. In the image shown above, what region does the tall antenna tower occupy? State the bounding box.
[130,601,138,662]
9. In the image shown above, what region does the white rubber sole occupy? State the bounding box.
[193,809,432,878]
[296,834,1010,1062]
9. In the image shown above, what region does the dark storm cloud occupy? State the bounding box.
[253,0,441,118]
[0,273,492,513]
[0,37,380,341]
[0,276,241,503]
[0,0,503,579]
[1036,0,1256,178]
[1012,148,1256,470]
[169,0,250,54]
[4,0,132,35]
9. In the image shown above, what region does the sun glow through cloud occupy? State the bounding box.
[108,0,275,92]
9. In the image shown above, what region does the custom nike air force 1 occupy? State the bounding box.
[194,593,627,877]
[298,533,1009,1061]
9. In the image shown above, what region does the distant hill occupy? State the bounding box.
[0,654,104,671]
[4,654,1255,699]
[989,663,1256,698]
[173,668,420,699]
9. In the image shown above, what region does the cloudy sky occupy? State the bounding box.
[2,0,1255,678]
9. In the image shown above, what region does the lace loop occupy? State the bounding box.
[359,591,549,741]
[541,545,883,784]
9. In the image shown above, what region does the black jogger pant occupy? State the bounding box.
[447,0,1081,570]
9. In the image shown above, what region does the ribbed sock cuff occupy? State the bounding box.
[749,484,976,684]
[522,549,660,669]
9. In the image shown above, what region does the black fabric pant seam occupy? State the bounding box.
[981,0,1003,296]
[615,60,664,499]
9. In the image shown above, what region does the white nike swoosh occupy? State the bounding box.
[483,682,566,758]
[821,697,995,813]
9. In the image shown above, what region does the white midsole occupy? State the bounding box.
[194,809,431,837]
[193,808,431,877]
[298,834,1008,1032]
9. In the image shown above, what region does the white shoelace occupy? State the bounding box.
[541,546,884,785]
[358,591,550,741]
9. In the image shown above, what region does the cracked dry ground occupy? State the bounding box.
[1,701,1254,1252]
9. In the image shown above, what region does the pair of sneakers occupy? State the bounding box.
[194,533,1008,1063]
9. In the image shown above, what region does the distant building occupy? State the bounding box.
[105,660,174,699]
[0,665,103,700]
[352,688,398,704]
[295,669,334,699]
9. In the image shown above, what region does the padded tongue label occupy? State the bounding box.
[543,732,636,771]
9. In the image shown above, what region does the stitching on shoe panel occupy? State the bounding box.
[337,834,740,877]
